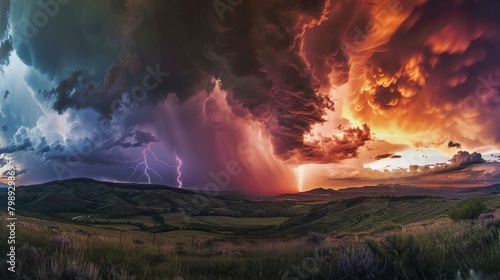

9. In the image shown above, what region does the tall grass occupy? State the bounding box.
[1,212,499,279]
[0,215,309,279]
[285,219,500,280]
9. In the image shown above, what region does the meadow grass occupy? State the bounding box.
[0,214,309,279]
[1,195,499,279]
[2,212,499,279]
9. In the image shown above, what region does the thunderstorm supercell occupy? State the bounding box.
[1,0,500,193]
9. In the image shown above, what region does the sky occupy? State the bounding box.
[0,0,499,194]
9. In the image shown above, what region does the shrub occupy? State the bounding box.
[107,264,136,280]
[449,198,486,221]
[366,233,443,279]
[15,244,100,279]
[337,245,384,279]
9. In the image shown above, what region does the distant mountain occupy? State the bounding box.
[299,187,338,195]
[282,183,500,200]
[4,178,498,220]
[0,182,8,189]
[336,184,456,197]
[280,184,443,199]
[457,184,500,195]
[0,178,293,218]
[2,178,228,216]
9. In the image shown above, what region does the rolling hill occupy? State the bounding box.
[1,178,300,220]
[3,178,499,236]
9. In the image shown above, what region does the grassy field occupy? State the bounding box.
[1,194,500,279]
[279,195,500,235]
[191,216,289,227]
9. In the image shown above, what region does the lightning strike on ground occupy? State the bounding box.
[297,165,304,192]
[175,149,183,188]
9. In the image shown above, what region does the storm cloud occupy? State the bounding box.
[1,0,499,191]
[0,0,12,73]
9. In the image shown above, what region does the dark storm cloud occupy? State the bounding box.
[34,137,64,156]
[10,0,497,170]
[375,153,393,160]
[0,138,32,154]
[7,0,131,118]
[44,149,123,166]
[0,157,8,168]
[107,129,159,149]
[449,151,485,166]
[448,141,462,149]
[37,1,214,117]
[2,168,27,177]
[9,0,119,80]
[8,0,370,164]
[0,0,11,73]
[198,0,372,163]
[301,0,372,88]
[374,153,402,160]
[109,128,158,149]
[0,106,152,175]
[133,130,158,147]
[0,38,12,73]
[0,1,9,38]
[49,67,127,118]
[40,132,129,166]
[131,0,370,163]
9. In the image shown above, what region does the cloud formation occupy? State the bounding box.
[7,0,374,166]
[449,151,485,167]
[1,0,499,191]
[448,141,462,149]
[338,0,500,150]
[0,0,12,73]
[317,150,496,188]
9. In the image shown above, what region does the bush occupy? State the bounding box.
[14,244,101,279]
[448,198,486,221]
[366,234,438,279]
[337,245,384,279]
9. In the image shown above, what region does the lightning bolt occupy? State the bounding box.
[297,165,305,192]
[121,143,180,186]
[198,96,212,120]
[174,149,183,188]
[124,144,167,184]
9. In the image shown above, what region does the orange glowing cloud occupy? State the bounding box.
[324,0,500,153]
